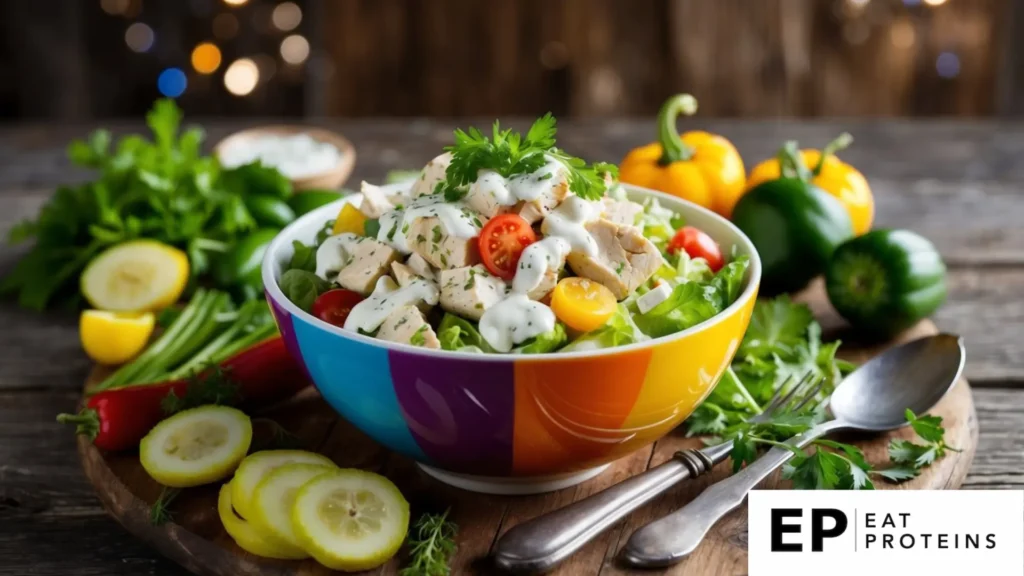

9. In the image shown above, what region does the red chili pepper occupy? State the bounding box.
[58,336,308,452]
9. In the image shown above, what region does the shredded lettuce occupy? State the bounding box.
[635,194,684,247]
[563,304,648,352]
[710,255,750,308]
[437,314,495,353]
[514,323,568,354]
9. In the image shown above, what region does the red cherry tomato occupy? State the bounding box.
[478,214,537,280]
[667,226,724,271]
[311,289,364,327]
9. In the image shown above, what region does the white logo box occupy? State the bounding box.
[748,490,1024,576]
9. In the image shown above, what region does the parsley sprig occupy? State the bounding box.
[439,114,617,202]
[686,297,955,490]
[400,509,458,576]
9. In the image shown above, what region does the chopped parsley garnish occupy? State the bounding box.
[432,225,443,243]
[438,113,617,202]
[439,253,448,267]
[464,268,477,289]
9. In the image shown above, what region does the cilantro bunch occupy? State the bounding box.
[1,99,293,310]
[439,114,618,202]
[685,297,956,490]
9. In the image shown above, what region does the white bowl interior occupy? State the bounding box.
[263,185,761,360]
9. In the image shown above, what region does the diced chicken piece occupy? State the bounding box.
[375,305,441,349]
[359,181,396,218]
[602,197,644,227]
[390,261,421,287]
[566,219,665,300]
[513,237,569,301]
[410,152,452,197]
[405,252,437,282]
[509,165,570,224]
[465,170,513,218]
[407,216,481,270]
[439,265,507,321]
[335,238,401,295]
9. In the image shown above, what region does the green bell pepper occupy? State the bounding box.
[825,229,947,337]
[244,194,295,228]
[288,190,347,216]
[212,228,281,297]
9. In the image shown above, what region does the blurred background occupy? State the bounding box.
[0,0,1019,120]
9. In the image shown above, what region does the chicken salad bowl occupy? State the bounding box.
[262,117,761,494]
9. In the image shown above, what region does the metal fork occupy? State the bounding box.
[492,371,826,575]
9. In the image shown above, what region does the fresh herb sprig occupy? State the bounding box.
[439,114,617,202]
[150,486,181,526]
[400,509,458,576]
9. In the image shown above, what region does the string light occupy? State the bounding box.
[280,35,310,65]
[191,42,222,74]
[212,13,239,40]
[936,52,961,78]
[100,0,130,15]
[157,68,188,98]
[224,58,260,96]
[124,22,155,53]
[271,2,302,32]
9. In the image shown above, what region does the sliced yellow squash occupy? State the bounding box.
[140,406,251,488]
[230,450,336,521]
[291,469,409,571]
[81,240,189,312]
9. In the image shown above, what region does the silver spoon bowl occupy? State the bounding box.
[620,333,966,568]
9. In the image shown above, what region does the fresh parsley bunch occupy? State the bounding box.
[439,113,618,202]
[685,297,956,490]
[1,99,293,310]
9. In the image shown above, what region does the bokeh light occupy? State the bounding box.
[100,0,130,15]
[271,2,302,31]
[125,22,155,53]
[936,52,961,79]
[252,54,278,82]
[891,20,916,49]
[224,58,260,96]
[157,68,188,98]
[191,42,222,74]
[223,0,248,5]
[923,0,947,5]
[280,35,310,65]
[212,13,239,40]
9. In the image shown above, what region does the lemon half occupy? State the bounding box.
[81,240,189,312]
[80,310,155,365]
[291,469,409,571]
[140,406,252,488]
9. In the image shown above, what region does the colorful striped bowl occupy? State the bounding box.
[262,185,760,494]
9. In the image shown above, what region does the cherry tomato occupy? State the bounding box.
[667,226,724,271]
[311,289,363,327]
[478,214,537,280]
[550,277,617,332]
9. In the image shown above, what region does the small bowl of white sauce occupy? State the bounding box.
[214,126,356,190]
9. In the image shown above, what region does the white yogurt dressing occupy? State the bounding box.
[512,237,570,295]
[314,233,360,280]
[220,133,341,179]
[479,293,556,353]
[344,276,440,333]
[507,157,566,202]
[376,194,482,254]
[540,195,602,257]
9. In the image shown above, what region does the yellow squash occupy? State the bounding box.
[619,94,746,217]
[746,133,874,235]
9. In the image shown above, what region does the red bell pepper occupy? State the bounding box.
[58,336,308,451]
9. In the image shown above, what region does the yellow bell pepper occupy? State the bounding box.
[746,134,874,235]
[619,94,746,217]
[332,203,367,236]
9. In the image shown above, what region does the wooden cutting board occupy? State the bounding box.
[74,282,978,576]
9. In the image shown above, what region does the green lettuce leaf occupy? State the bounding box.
[437,314,496,353]
[710,255,750,309]
[562,304,647,351]
[514,323,568,354]
[279,270,329,312]
[634,282,722,338]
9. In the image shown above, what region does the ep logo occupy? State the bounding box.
[770,508,847,552]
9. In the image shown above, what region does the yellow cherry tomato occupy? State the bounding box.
[80,310,155,365]
[550,277,617,333]
[332,203,368,236]
[746,143,874,236]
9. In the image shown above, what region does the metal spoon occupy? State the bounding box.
[620,333,966,568]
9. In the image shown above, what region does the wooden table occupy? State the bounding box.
[1,119,1021,575]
